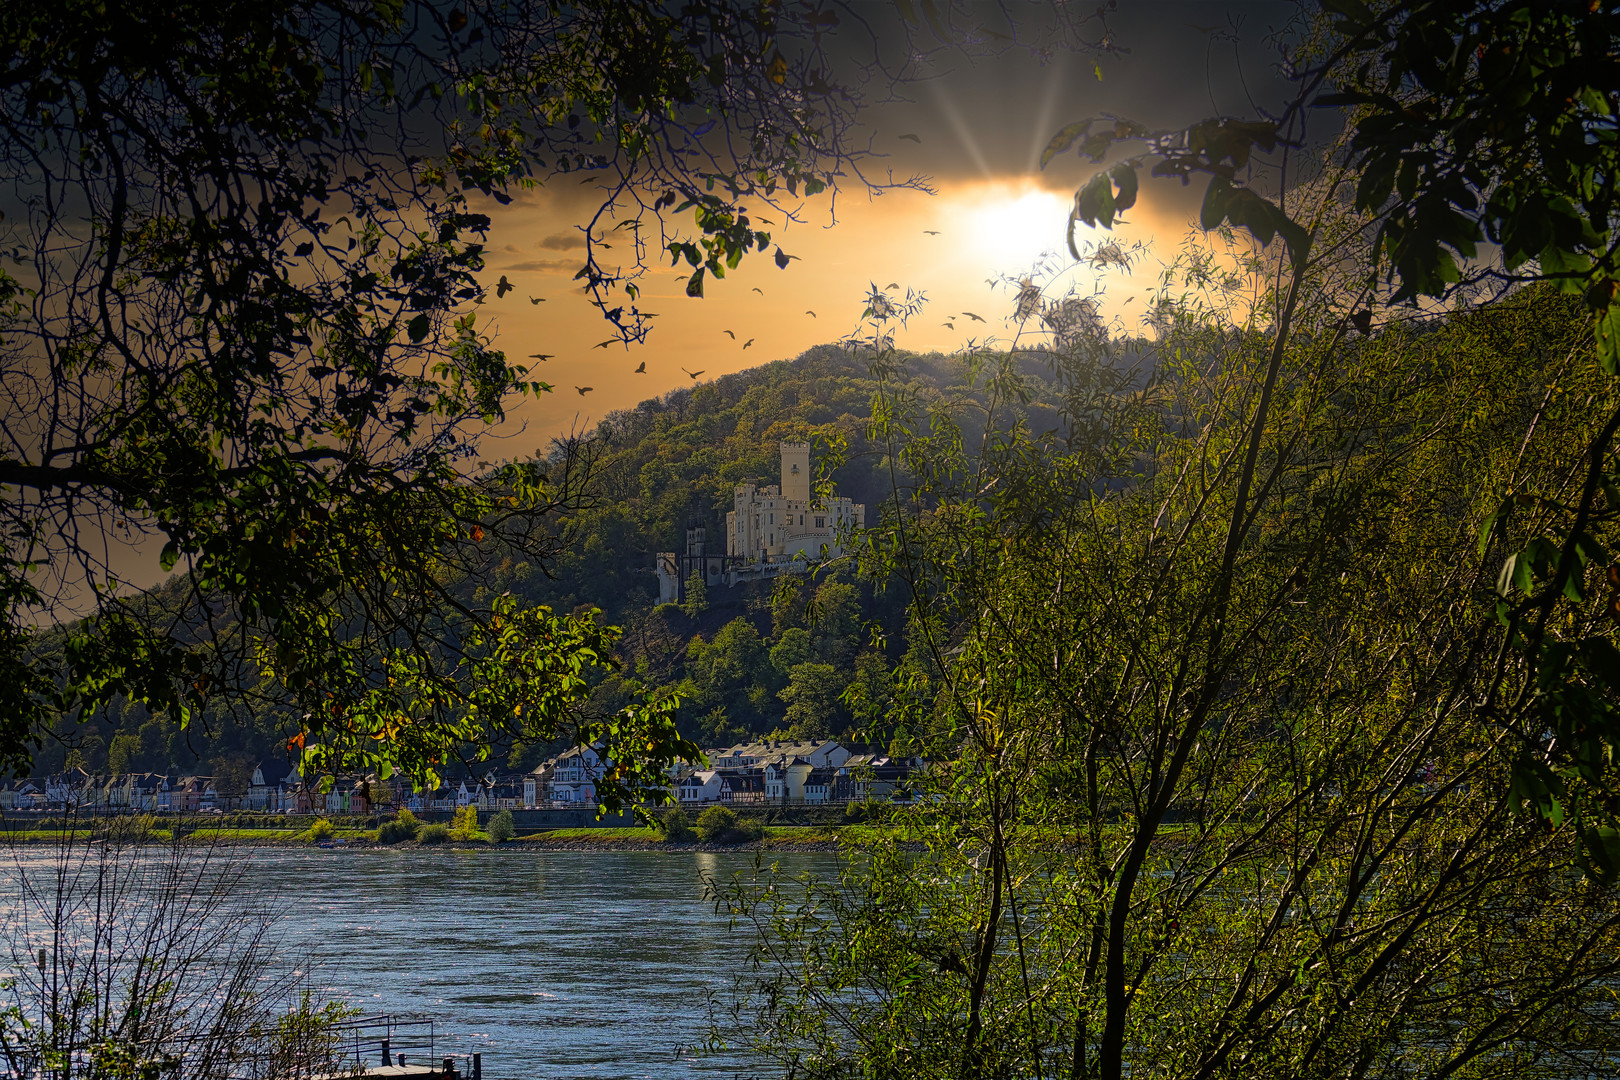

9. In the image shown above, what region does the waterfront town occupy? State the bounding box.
[0,739,921,817]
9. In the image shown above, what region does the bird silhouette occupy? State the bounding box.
[634,361,646,373]
[529,296,546,304]
[962,311,985,322]
[923,230,941,235]
[805,310,816,318]
[885,282,899,289]
[593,339,618,349]
[898,133,922,143]
[1188,22,1222,33]
[495,275,514,298]
[742,339,755,349]
[752,287,764,295]
[681,367,705,379]
[527,353,553,361]
[722,329,735,339]
[575,386,593,395]
[943,321,955,329]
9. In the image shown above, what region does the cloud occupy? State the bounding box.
[539,232,586,251]
[503,258,581,273]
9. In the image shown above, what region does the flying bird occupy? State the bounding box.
[527,353,553,361]
[722,329,735,339]
[575,386,593,395]
[1188,22,1222,33]
[634,361,646,373]
[742,339,755,350]
[593,339,618,349]
[495,275,514,298]
[962,311,985,322]
[529,296,545,304]
[805,310,816,318]
[682,367,705,379]
[886,282,899,289]
[752,287,764,295]
[943,321,955,329]
[898,133,922,143]
[923,230,940,235]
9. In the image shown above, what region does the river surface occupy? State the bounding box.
[5,847,839,1080]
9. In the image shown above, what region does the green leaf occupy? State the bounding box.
[686,268,705,297]
[1076,171,1116,228]
[1200,177,1232,231]
[1595,302,1620,375]
[1040,120,1093,170]
[1110,163,1138,212]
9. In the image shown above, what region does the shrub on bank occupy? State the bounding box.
[487,810,515,843]
[448,805,479,841]
[694,806,765,844]
[417,823,450,844]
[376,810,422,844]
[305,818,335,842]
[655,807,696,843]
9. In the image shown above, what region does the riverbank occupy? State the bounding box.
[0,824,859,853]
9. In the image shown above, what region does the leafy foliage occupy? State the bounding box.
[486,808,515,842]
[376,809,422,843]
[709,170,1620,1076]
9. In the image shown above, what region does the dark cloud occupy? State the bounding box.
[503,258,581,273]
[858,2,1303,186]
[538,232,586,251]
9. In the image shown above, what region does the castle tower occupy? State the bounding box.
[685,517,706,557]
[780,442,810,504]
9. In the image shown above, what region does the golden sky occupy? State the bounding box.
[470,172,1200,458]
[465,0,1297,457]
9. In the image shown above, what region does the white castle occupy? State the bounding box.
[656,442,864,605]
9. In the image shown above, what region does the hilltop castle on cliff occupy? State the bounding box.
[655,442,864,605]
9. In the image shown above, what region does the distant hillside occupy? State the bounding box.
[35,344,1069,782]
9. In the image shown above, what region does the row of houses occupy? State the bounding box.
[675,740,920,806]
[0,739,919,815]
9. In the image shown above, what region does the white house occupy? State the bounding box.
[678,770,724,804]
[545,746,607,805]
[763,759,815,803]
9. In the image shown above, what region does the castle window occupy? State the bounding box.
[815,516,825,528]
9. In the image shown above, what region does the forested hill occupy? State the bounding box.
[44,344,1069,783]
[519,344,1064,622]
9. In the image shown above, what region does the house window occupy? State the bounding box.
[815,516,825,528]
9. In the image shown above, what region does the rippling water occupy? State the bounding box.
[4,847,836,1080]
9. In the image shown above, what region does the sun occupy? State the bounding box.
[957,182,1074,276]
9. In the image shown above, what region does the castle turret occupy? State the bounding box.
[781,442,810,504]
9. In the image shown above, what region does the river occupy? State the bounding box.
[5,846,838,1080]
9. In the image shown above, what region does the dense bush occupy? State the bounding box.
[416,823,450,844]
[305,818,335,841]
[656,807,697,843]
[694,805,765,844]
[487,810,515,843]
[376,810,422,844]
[448,805,479,841]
